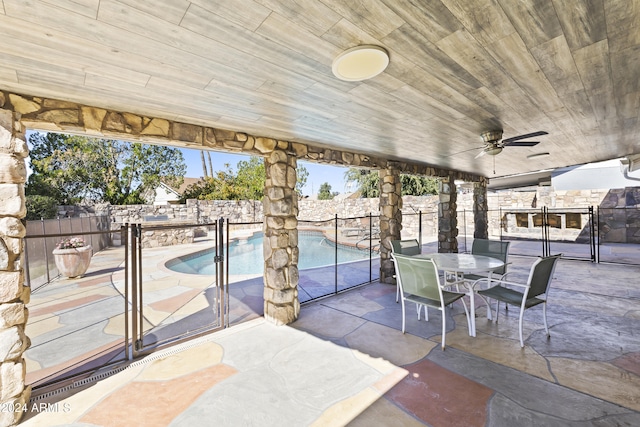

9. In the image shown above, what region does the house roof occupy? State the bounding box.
[162,177,204,195]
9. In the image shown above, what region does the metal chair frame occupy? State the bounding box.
[391,253,470,349]
[475,254,561,347]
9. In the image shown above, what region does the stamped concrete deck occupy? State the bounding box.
[20,243,640,426]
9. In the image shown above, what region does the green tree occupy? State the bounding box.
[344,168,439,198]
[400,174,439,196]
[27,132,186,205]
[180,156,309,201]
[25,195,58,220]
[344,169,380,197]
[236,157,266,200]
[317,182,334,200]
[295,165,309,197]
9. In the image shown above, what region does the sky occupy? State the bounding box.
[180,147,352,197]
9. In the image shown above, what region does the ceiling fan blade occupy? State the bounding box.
[502,131,548,144]
[503,140,540,147]
[443,145,485,158]
[474,150,487,159]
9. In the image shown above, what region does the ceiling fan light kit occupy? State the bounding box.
[477,130,548,158]
[484,146,503,156]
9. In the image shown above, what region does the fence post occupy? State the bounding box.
[89,215,95,249]
[123,224,130,360]
[130,223,138,358]
[23,235,30,287]
[369,212,373,283]
[215,217,226,328]
[596,206,601,263]
[42,218,50,283]
[334,213,338,294]
[225,219,230,327]
[589,206,597,263]
[418,210,422,248]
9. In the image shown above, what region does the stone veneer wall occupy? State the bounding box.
[456,187,640,243]
[107,200,264,225]
[438,175,458,252]
[262,149,299,325]
[378,165,403,283]
[140,225,194,249]
[473,179,489,239]
[0,108,31,426]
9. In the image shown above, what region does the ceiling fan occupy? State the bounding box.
[475,130,548,159]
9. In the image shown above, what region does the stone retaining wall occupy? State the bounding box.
[64,185,640,245]
[140,223,195,248]
[107,200,263,225]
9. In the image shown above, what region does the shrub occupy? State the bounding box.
[25,195,59,220]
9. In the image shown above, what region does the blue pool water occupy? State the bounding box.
[166,233,375,275]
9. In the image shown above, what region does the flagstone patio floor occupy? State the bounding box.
[19,243,640,426]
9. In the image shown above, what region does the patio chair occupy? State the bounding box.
[466,239,511,282]
[475,254,561,347]
[391,253,470,349]
[390,239,421,302]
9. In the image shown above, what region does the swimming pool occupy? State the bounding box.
[166,232,376,276]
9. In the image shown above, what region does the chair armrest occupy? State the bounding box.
[484,279,530,289]
[465,277,495,291]
[500,270,515,280]
[442,271,465,288]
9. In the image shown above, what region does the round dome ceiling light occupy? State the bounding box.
[332,45,389,81]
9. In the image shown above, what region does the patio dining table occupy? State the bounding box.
[414,253,505,337]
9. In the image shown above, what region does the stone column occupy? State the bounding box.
[0,106,31,427]
[263,146,299,325]
[379,163,402,283]
[438,174,458,253]
[473,178,488,239]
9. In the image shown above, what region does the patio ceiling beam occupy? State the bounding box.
[2,91,483,183]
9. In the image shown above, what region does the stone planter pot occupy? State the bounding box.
[52,245,93,278]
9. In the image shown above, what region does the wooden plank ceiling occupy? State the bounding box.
[0,0,638,179]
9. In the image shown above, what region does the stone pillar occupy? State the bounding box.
[263,146,299,325]
[379,163,402,283]
[0,106,31,427]
[438,174,458,253]
[473,178,488,239]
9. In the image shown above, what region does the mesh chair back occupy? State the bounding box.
[391,239,421,256]
[472,239,510,276]
[392,254,441,301]
[528,254,561,298]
